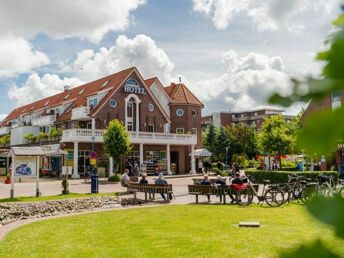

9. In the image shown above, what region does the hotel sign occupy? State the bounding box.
[124,79,146,95]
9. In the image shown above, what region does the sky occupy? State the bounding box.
[0,0,341,120]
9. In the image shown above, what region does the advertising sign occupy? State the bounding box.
[14,156,37,177]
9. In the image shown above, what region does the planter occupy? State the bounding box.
[4,179,11,184]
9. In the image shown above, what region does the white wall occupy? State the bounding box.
[11,126,40,146]
[150,81,170,117]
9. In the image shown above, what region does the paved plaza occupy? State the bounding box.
[0,175,224,204]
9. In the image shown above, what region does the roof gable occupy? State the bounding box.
[164,83,204,107]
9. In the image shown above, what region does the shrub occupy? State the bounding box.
[232,154,249,168]
[37,132,48,141]
[281,167,297,171]
[108,173,121,182]
[244,170,339,184]
[24,133,34,141]
[61,178,69,195]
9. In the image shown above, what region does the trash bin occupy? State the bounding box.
[91,173,99,193]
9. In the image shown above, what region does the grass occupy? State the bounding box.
[0,192,119,203]
[0,204,343,257]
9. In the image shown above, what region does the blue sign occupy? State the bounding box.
[124,79,145,94]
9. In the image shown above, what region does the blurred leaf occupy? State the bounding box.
[307,195,344,239]
[280,239,340,258]
[298,108,344,154]
[332,13,344,27]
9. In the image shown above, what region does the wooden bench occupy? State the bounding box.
[127,183,173,203]
[188,185,231,204]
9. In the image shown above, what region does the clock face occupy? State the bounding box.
[176,108,184,117]
[148,103,154,112]
[109,99,117,108]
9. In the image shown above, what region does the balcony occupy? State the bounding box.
[32,115,55,127]
[71,106,91,121]
[61,129,197,145]
[0,126,10,136]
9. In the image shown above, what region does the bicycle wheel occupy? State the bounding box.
[264,188,284,207]
[236,188,254,206]
[300,185,317,203]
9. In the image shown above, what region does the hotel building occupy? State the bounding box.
[0,67,203,177]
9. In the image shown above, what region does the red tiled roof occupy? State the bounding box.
[164,83,204,107]
[2,67,136,124]
[144,77,158,88]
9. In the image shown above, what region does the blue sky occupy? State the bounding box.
[0,0,341,119]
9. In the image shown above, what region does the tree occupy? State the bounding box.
[214,127,230,163]
[203,124,217,161]
[257,115,292,168]
[225,124,257,160]
[103,119,132,173]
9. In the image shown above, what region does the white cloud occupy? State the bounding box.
[0,114,7,121]
[192,0,338,32]
[0,37,49,78]
[192,50,294,113]
[70,34,175,83]
[8,73,83,107]
[0,0,145,43]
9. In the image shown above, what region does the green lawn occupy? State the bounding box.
[0,192,119,203]
[0,204,343,258]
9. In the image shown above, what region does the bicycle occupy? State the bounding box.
[234,177,284,207]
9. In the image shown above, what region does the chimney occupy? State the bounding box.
[64,85,70,92]
[179,77,182,83]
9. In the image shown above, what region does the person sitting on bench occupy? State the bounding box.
[200,174,211,202]
[139,174,148,184]
[121,169,131,187]
[215,175,226,186]
[229,172,244,203]
[155,173,172,201]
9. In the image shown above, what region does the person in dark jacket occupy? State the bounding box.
[214,175,226,186]
[229,172,244,203]
[139,174,148,184]
[155,173,172,201]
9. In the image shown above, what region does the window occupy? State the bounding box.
[109,99,117,108]
[101,80,110,88]
[88,97,98,108]
[255,112,257,116]
[71,123,75,129]
[148,103,154,112]
[176,128,184,134]
[192,109,198,117]
[176,108,184,117]
[87,122,92,129]
[191,128,197,135]
[64,94,70,100]
[44,100,50,106]
[148,124,154,132]
[78,89,85,95]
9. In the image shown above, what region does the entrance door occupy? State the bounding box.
[171,151,179,174]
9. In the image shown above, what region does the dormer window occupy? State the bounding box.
[101,80,110,88]
[88,97,98,108]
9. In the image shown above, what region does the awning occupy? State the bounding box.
[9,145,67,157]
[189,148,212,157]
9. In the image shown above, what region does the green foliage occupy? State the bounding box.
[232,153,249,168]
[24,133,34,141]
[37,132,48,140]
[203,124,217,160]
[61,178,69,195]
[214,127,230,162]
[244,170,338,184]
[49,127,58,138]
[280,239,340,258]
[257,115,296,168]
[103,119,132,171]
[225,124,257,160]
[108,174,121,182]
[307,195,344,239]
[0,135,10,145]
[56,127,63,137]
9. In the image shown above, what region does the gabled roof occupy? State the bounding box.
[144,77,158,88]
[164,83,204,107]
[2,67,136,124]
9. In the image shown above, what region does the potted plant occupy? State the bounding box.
[24,133,34,143]
[56,128,63,140]
[4,174,11,184]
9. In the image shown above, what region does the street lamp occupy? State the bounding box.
[225,147,229,171]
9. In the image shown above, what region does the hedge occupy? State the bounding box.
[244,170,339,184]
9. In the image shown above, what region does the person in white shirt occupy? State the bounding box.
[121,169,131,186]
